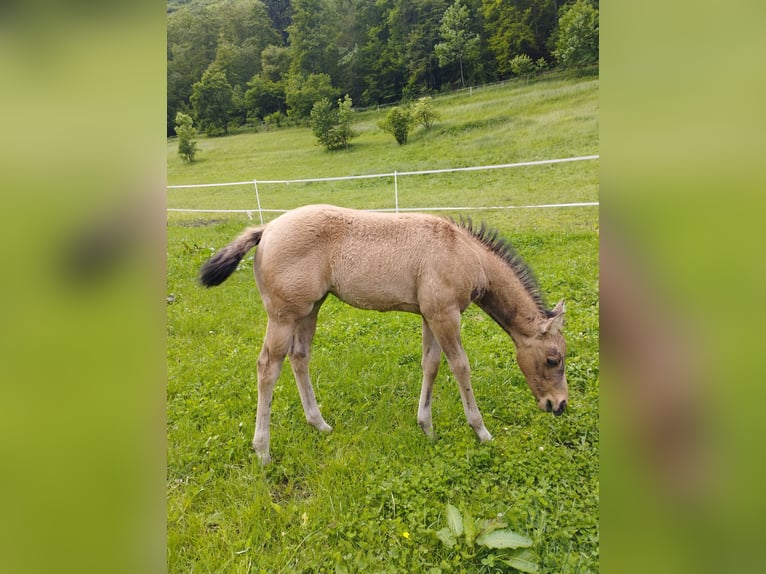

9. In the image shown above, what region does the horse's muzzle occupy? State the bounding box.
[546,399,567,416]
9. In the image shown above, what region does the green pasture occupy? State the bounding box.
[167,75,599,572]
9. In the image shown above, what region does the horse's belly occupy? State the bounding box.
[330,280,420,313]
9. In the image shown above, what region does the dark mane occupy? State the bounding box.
[451,216,551,316]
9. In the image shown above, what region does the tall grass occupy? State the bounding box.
[167,75,599,573]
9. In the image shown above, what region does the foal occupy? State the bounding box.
[200,204,568,464]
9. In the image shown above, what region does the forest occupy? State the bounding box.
[167,0,598,136]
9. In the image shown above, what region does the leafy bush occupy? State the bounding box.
[263,111,285,130]
[412,96,441,130]
[310,95,356,151]
[174,112,198,163]
[510,54,535,79]
[378,106,414,145]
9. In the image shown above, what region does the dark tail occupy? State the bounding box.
[198,227,265,287]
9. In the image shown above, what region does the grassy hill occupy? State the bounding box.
[167,74,598,232]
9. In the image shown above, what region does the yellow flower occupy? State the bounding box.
[402,531,410,539]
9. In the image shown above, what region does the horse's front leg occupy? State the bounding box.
[425,308,492,443]
[253,320,294,465]
[418,317,441,438]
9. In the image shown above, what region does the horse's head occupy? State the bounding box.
[515,300,568,416]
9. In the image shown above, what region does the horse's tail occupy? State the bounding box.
[198,226,265,287]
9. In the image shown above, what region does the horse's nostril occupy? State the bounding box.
[545,399,553,412]
[553,400,567,416]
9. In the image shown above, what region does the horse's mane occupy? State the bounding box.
[451,216,552,316]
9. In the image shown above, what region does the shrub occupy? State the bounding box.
[510,54,535,79]
[310,95,356,151]
[412,96,440,130]
[378,106,414,145]
[263,111,285,130]
[174,112,198,163]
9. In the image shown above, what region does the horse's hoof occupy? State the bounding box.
[477,429,493,443]
[257,452,271,466]
[419,424,437,441]
[252,444,271,465]
[316,421,333,433]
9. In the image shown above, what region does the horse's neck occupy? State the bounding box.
[476,256,543,340]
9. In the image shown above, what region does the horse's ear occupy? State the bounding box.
[542,299,565,334]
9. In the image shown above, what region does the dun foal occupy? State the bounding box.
[199,204,568,464]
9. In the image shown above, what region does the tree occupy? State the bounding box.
[435,0,480,87]
[481,0,559,77]
[175,112,198,163]
[412,96,440,129]
[245,76,285,120]
[167,0,279,136]
[335,94,355,149]
[360,18,407,105]
[287,0,340,78]
[553,0,599,69]
[190,68,235,136]
[284,72,339,120]
[310,95,356,151]
[260,44,291,83]
[378,106,415,145]
[389,0,450,94]
[167,4,218,135]
[310,98,335,147]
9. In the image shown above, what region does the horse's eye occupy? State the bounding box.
[546,357,560,367]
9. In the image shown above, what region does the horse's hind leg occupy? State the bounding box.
[253,319,295,465]
[289,305,332,433]
[418,317,441,438]
[424,308,492,443]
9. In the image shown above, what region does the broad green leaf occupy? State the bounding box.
[446,504,463,537]
[436,527,457,548]
[477,518,507,536]
[475,529,532,549]
[502,549,540,573]
[463,510,476,547]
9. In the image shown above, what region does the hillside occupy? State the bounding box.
[167,74,598,234]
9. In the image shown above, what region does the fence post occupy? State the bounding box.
[394,171,399,213]
[253,180,264,224]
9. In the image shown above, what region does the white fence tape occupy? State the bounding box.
[167,154,599,216]
[166,202,598,215]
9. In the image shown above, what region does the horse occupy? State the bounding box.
[199,204,568,464]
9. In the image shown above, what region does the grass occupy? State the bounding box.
[167,74,599,573]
